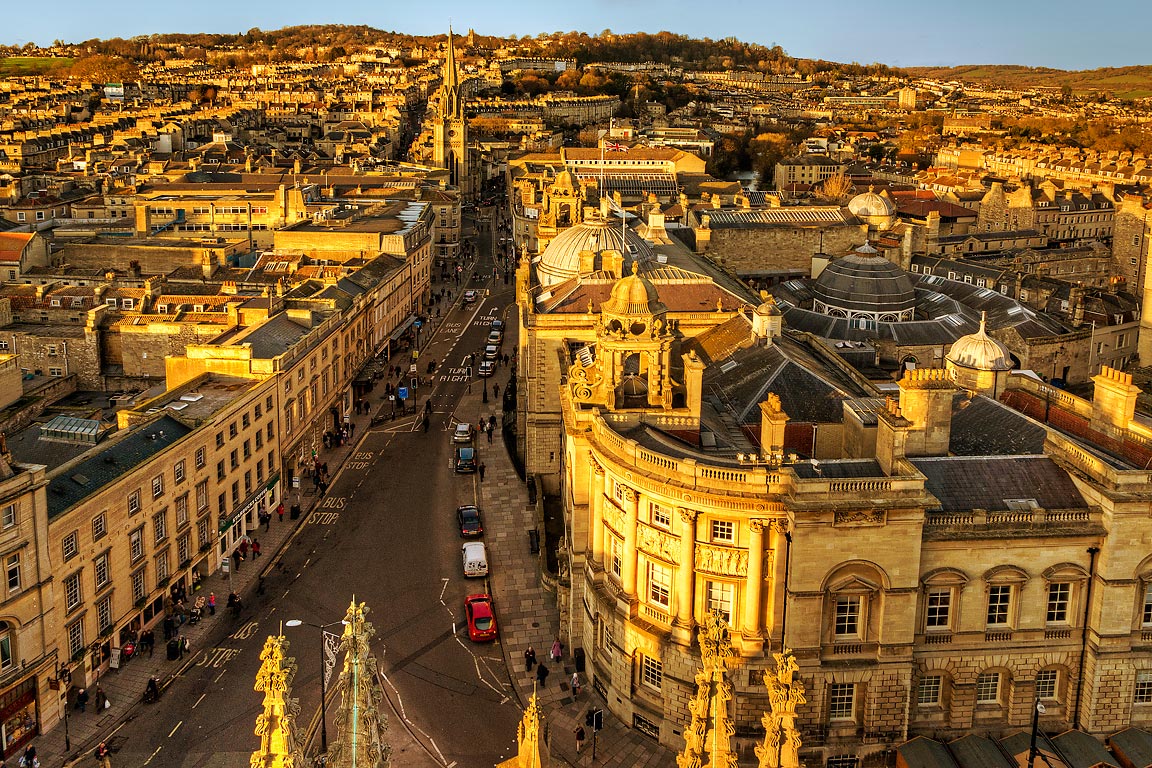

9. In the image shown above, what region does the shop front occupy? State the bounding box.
[0,677,38,758]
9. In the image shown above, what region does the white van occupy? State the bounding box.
[462,541,488,578]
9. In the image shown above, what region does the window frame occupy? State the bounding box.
[976,671,1002,705]
[64,571,83,613]
[917,674,943,706]
[1036,669,1060,701]
[4,554,19,594]
[640,653,663,691]
[62,530,80,562]
[828,682,856,721]
[834,595,863,639]
[710,519,734,543]
[647,561,671,608]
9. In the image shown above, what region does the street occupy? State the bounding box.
[97,207,525,767]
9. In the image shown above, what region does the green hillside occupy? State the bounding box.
[0,56,73,77]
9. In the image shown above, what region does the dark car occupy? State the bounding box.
[465,594,498,642]
[455,446,477,473]
[457,505,483,537]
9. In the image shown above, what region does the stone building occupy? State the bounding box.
[977,181,1115,243]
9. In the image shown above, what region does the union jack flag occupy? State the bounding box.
[604,141,629,152]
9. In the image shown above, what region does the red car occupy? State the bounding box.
[465,594,498,642]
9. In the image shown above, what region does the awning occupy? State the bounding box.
[388,314,417,343]
[265,473,280,492]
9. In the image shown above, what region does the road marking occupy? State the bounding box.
[168,721,183,737]
[214,668,227,683]
[143,746,163,765]
[192,693,207,709]
[310,511,340,525]
[199,647,241,669]
[230,621,260,640]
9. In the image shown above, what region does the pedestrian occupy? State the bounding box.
[93,685,107,712]
[486,426,493,444]
[22,746,37,768]
[277,503,285,522]
[181,636,190,658]
[524,646,536,672]
[536,663,549,687]
[238,538,249,561]
[94,741,111,768]
[479,462,486,481]
[571,672,582,695]
[144,628,155,657]
[208,592,216,616]
[575,725,586,753]
[551,636,564,662]
[252,539,261,558]
[493,383,500,398]
[75,687,89,712]
[263,512,271,532]
[144,677,160,703]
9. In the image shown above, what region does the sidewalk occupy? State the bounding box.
[458,313,675,768]
[35,386,396,767]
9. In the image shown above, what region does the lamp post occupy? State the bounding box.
[285,618,347,755]
[1026,698,1046,768]
[55,662,71,751]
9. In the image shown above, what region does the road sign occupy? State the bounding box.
[397,387,408,400]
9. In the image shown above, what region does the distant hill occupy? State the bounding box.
[903,64,1152,100]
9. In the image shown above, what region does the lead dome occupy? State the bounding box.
[536,216,654,287]
[812,243,916,322]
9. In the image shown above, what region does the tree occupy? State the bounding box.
[819,174,853,204]
[69,55,139,83]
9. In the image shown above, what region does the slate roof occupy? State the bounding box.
[1053,730,1121,768]
[911,455,1086,512]
[46,415,192,519]
[949,395,1048,456]
[1107,729,1152,768]
[948,735,1015,768]
[793,459,883,479]
[899,736,960,768]
[237,313,312,359]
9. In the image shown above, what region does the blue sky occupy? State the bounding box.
[5,0,1151,70]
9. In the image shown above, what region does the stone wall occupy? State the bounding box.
[702,224,867,278]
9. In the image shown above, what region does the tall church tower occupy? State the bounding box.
[432,28,474,199]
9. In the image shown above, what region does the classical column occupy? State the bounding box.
[674,508,698,644]
[621,487,639,597]
[589,460,606,567]
[742,520,766,641]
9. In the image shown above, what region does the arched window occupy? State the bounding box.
[983,566,1029,631]
[921,569,969,634]
[0,621,13,672]
[823,562,888,645]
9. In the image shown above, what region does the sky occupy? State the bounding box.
[4,0,1151,71]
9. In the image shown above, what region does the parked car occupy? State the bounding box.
[462,542,488,578]
[455,446,477,473]
[483,344,499,360]
[490,319,504,332]
[452,423,474,443]
[478,360,495,377]
[457,505,484,537]
[463,290,478,304]
[487,330,503,346]
[465,594,497,641]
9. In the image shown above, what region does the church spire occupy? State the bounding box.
[442,27,462,120]
[755,649,806,768]
[251,633,304,768]
[326,600,391,768]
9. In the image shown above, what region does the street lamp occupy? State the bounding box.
[285,618,348,755]
[54,662,71,751]
[1026,698,1047,768]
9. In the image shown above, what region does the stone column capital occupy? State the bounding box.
[677,507,697,524]
[748,519,766,534]
[590,457,605,476]
[621,487,638,503]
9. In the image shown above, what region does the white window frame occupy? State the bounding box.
[1046,582,1071,624]
[917,674,942,706]
[94,552,110,590]
[987,584,1013,626]
[2,503,15,530]
[976,671,1001,704]
[64,571,82,612]
[4,554,19,594]
[92,512,106,541]
[1036,669,1059,701]
[128,490,141,515]
[1136,671,1152,704]
[925,587,952,630]
[650,502,671,528]
[710,519,734,543]
[67,619,84,660]
[131,567,146,602]
[62,531,79,561]
[640,654,663,691]
[97,595,113,634]
[1142,582,1152,628]
[610,537,623,578]
[152,474,165,499]
[707,580,734,623]
[834,595,862,638]
[647,562,671,608]
[828,682,856,720]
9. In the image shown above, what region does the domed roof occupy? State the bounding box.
[536,216,654,287]
[812,244,916,318]
[602,263,664,316]
[947,314,1013,371]
[848,186,896,219]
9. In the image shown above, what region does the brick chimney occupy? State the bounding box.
[758,393,789,460]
